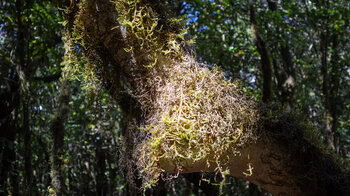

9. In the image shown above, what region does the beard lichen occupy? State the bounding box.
[60,0,350,194]
[114,0,189,68]
[62,0,260,191]
[137,62,259,189]
[112,0,260,190]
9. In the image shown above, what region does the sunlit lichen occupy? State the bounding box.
[113,0,260,190]
[114,0,188,68]
[136,62,259,189]
[60,0,350,194]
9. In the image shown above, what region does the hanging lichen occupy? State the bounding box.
[62,0,260,191]
[109,0,260,190]
[59,1,349,194]
[137,63,260,189]
[114,0,190,68]
[61,1,104,101]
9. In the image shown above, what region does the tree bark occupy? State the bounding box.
[249,0,273,103]
[267,0,296,111]
[65,0,350,195]
[95,133,107,196]
[49,79,70,196]
[329,34,341,153]
[0,101,19,195]
[320,32,336,150]
[16,0,33,193]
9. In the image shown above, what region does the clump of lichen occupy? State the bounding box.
[137,63,259,189]
[114,0,188,68]
[113,0,260,190]
[60,1,350,194]
[62,0,260,191]
[61,1,105,100]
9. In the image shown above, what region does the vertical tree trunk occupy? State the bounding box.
[48,1,77,194]
[249,0,273,103]
[329,34,340,153]
[279,45,296,110]
[16,0,33,193]
[50,79,70,195]
[320,32,336,150]
[95,133,107,196]
[267,0,296,111]
[23,101,32,195]
[0,112,19,195]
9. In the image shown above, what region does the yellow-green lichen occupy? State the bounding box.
[137,63,259,189]
[62,0,260,191]
[114,0,188,68]
[61,1,105,101]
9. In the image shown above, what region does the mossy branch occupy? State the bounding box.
[61,0,350,195]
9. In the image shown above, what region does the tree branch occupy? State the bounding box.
[66,1,350,195]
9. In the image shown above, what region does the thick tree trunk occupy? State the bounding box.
[65,0,350,195]
[159,132,349,195]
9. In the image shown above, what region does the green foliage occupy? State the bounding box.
[185,0,350,156]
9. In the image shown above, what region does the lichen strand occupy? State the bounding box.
[137,63,260,189]
[114,0,188,68]
[62,1,105,99]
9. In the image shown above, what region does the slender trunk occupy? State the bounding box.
[48,1,76,194]
[267,0,296,111]
[249,0,273,103]
[329,34,340,153]
[16,0,33,193]
[320,32,335,150]
[95,133,107,196]
[279,45,296,111]
[23,101,32,195]
[0,114,19,195]
[49,79,70,195]
[0,63,20,194]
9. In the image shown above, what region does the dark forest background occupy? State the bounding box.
[1,0,349,195]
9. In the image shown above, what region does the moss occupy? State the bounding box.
[61,2,105,101]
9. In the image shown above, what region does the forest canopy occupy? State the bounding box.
[1,0,350,195]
